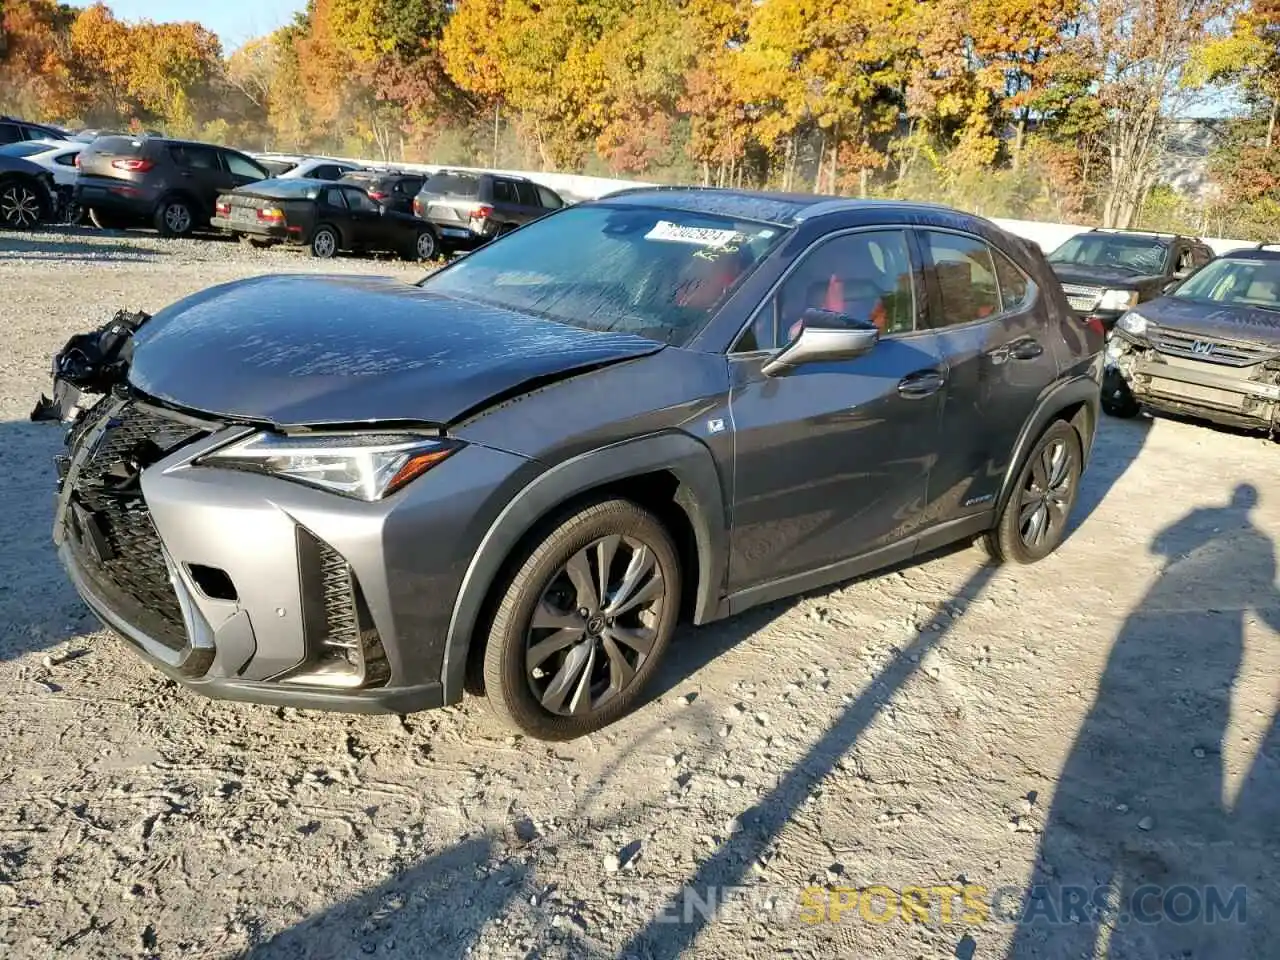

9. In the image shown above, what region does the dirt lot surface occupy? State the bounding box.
[1,228,1277,960]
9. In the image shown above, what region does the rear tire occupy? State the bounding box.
[310,225,339,259]
[154,197,195,237]
[409,227,438,262]
[981,420,1082,565]
[0,178,47,229]
[481,499,681,740]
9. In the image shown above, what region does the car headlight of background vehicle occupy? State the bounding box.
[1099,288,1140,311]
[199,432,460,501]
[1117,310,1149,336]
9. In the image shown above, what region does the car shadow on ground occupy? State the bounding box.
[243,412,1155,957]
[1004,481,1280,959]
[0,420,95,664]
[0,228,166,262]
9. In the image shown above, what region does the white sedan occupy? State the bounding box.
[249,154,365,181]
[0,138,81,187]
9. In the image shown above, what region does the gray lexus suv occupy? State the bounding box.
[42,188,1103,740]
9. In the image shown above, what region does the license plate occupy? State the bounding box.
[232,207,257,223]
[440,227,469,238]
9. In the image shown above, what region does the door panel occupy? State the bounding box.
[728,338,944,590]
[918,230,1059,522]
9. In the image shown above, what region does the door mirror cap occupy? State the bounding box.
[762,308,879,377]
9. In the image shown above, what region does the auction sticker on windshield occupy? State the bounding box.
[645,220,743,248]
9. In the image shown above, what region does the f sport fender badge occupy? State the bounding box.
[707,418,726,435]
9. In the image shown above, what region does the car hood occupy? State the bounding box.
[1138,296,1280,344]
[127,275,664,427]
[1048,263,1161,290]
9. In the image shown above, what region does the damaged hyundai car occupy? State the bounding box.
[1103,245,1280,430]
[38,188,1102,740]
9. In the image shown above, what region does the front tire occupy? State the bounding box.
[1101,370,1140,418]
[981,420,1082,565]
[0,179,47,229]
[481,499,681,740]
[310,225,339,259]
[154,197,195,237]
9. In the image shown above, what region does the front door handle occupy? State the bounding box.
[898,370,946,399]
[1008,338,1044,361]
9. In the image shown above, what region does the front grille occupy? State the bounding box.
[67,400,210,647]
[1061,283,1103,313]
[1149,327,1280,368]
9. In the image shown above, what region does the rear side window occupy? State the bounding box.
[344,187,379,212]
[323,187,348,209]
[993,251,1035,312]
[492,179,519,204]
[515,181,539,206]
[170,144,219,170]
[396,177,424,196]
[311,165,339,181]
[923,231,1001,326]
[224,152,267,179]
[54,151,78,166]
[536,185,563,209]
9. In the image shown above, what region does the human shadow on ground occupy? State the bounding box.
[1006,482,1280,959]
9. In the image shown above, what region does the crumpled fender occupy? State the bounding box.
[30,309,151,422]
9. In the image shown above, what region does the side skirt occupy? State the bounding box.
[714,511,995,621]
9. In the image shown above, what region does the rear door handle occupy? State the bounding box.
[992,338,1044,364]
[897,369,946,399]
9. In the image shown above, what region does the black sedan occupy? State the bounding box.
[211,177,440,260]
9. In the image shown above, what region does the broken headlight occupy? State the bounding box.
[199,432,460,501]
[1116,310,1149,337]
[1100,289,1140,311]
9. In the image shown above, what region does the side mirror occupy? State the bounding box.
[762,308,879,376]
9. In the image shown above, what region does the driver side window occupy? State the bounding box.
[734,229,917,352]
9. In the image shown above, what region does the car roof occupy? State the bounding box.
[597,186,982,228]
[1218,246,1280,261]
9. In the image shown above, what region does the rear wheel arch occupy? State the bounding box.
[995,376,1100,518]
[442,433,729,704]
[153,191,200,235]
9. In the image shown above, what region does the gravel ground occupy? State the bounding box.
[1,227,1278,960]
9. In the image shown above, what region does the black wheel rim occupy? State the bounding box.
[1,185,41,227]
[1018,438,1073,548]
[525,536,666,716]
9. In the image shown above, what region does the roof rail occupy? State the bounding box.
[1089,227,1182,239]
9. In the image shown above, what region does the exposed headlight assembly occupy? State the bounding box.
[1117,310,1149,337]
[200,432,460,501]
[1099,289,1140,311]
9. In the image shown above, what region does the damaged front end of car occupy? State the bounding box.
[30,308,151,425]
[1106,310,1280,432]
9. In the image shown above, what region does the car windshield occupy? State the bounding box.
[1048,234,1170,275]
[0,142,47,158]
[1172,257,1280,312]
[420,204,786,345]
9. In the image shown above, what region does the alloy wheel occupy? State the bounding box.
[164,202,192,234]
[416,230,436,260]
[1,184,42,228]
[313,229,337,258]
[525,535,667,717]
[1018,438,1073,548]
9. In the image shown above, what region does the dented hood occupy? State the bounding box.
[1141,295,1280,345]
[127,275,663,427]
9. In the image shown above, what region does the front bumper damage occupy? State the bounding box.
[1107,328,1280,431]
[37,316,534,714]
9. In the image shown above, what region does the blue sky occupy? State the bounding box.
[81,0,308,49]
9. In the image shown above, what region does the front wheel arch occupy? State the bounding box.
[995,376,1099,520]
[443,432,728,704]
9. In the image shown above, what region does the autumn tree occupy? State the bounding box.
[0,0,79,118]
[1189,0,1280,149]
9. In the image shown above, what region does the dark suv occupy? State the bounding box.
[413,170,564,250]
[337,169,426,215]
[41,189,1101,740]
[75,135,270,236]
[1046,228,1216,331]
[0,116,69,145]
